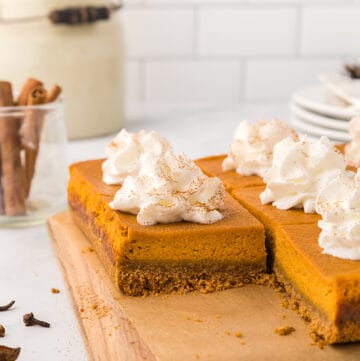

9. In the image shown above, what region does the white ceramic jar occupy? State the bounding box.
[0,0,125,139]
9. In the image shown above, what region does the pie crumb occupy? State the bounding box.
[51,288,60,294]
[275,326,295,336]
[311,336,326,349]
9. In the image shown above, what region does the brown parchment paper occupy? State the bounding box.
[48,212,360,361]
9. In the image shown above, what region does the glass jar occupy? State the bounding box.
[0,102,67,227]
[0,0,125,139]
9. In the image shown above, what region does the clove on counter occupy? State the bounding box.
[0,345,21,361]
[0,301,15,312]
[23,312,50,328]
[345,64,360,79]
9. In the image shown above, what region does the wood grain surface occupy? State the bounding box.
[48,211,360,361]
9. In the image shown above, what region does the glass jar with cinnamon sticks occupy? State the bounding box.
[0,0,125,139]
[0,78,66,226]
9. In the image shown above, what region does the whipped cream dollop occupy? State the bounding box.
[102,129,171,185]
[316,169,360,260]
[110,150,225,226]
[260,136,346,213]
[345,116,360,168]
[222,119,298,178]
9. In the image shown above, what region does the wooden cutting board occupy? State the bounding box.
[48,211,360,361]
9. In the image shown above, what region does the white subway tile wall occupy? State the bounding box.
[145,60,241,103]
[122,1,360,105]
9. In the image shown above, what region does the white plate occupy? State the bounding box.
[319,73,360,107]
[290,103,349,131]
[292,85,360,120]
[291,116,351,142]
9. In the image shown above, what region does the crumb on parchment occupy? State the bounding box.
[275,326,295,336]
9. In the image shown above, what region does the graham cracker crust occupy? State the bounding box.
[118,262,270,296]
[273,266,360,344]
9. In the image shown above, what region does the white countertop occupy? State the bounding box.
[0,102,289,360]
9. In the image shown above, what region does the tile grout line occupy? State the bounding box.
[123,2,359,10]
[126,53,349,63]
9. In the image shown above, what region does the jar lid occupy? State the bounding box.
[0,0,107,20]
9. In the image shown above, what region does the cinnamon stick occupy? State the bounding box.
[21,86,47,197]
[0,81,26,215]
[0,84,9,215]
[16,78,43,106]
[0,82,13,105]
[47,85,62,103]
[0,155,4,215]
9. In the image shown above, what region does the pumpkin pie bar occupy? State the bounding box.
[68,159,267,296]
[275,224,360,344]
[198,154,360,344]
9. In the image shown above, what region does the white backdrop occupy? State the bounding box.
[122,0,360,107]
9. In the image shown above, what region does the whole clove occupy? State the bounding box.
[0,301,15,312]
[23,312,50,328]
[0,345,21,361]
[0,325,4,337]
[345,64,360,79]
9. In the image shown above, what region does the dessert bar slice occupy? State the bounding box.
[68,160,267,296]
[275,224,360,344]
[198,155,360,343]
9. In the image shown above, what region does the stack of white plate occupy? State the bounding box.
[291,84,360,142]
